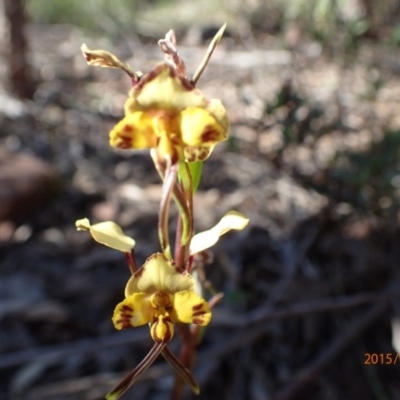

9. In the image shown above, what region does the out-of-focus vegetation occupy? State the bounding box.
[25,0,399,47]
[26,0,140,34]
[25,0,228,35]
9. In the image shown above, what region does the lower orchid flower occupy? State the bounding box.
[106,252,210,399]
[75,211,248,399]
[113,252,211,342]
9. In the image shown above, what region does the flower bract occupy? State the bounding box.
[112,253,211,342]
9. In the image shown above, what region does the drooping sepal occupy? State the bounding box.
[106,342,166,400]
[162,347,200,394]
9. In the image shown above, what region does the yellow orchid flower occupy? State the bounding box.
[112,253,211,342]
[81,25,229,164]
[76,212,248,399]
[109,63,229,164]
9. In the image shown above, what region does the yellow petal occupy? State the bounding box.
[76,218,135,252]
[150,314,174,343]
[134,64,207,111]
[124,92,143,115]
[125,253,194,297]
[112,293,153,329]
[109,112,157,150]
[189,211,249,255]
[172,291,211,326]
[180,107,227,147]
[206,99,230,137]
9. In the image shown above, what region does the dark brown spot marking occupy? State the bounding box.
[117,305,134,329]
[192,303,204,311]
[115,317,132,329]
[133,266,145,278]
[192,318,204,325]
[120,312,132,318]
[201,126,219,143]
[193,310,206,317]
[116,135,132,149]
[123,124,133,133]
[184,147,196,162]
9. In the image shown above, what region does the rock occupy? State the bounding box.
[0,147,58,221]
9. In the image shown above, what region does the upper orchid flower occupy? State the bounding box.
[110,63,229,164]
[81,25,229,164]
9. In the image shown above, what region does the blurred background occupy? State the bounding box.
[1,0,400,399]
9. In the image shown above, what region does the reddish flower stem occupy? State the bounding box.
[172,324,197,400]
[124,250,137,274]
[174,214,185,270]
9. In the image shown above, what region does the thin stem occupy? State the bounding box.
[171,182,191,247]
[151,151,191,259]
[182,162,194,259]
[174,214,185,270]
[172,324,196,400]
[158,163,178,260]
[186,254,194,273]
[174,162,194,270]
[124,250,137,274]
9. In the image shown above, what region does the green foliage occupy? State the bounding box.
[277,0,368,50]
[26,0,229,34]
[228,0,369,53]
[26,0,139,32]
[187,161,203,193]
[329,130,400,213]
[391,24,400,46]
